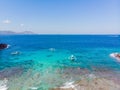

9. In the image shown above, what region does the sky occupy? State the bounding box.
[0,0,119,34]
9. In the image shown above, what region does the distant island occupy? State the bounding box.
[0,31,35,35]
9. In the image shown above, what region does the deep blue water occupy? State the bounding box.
[0,35,120,70]
[1,35,120,49]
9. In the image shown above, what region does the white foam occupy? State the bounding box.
[0,78,8,90]
[6,44,10,49]
[29,86,38,90]
[60,81,77,90]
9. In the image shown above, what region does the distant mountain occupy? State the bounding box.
[0,30,35,35]
[0,31,16,35]
[18,31,35,34]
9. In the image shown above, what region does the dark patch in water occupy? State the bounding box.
[0,44,7,50]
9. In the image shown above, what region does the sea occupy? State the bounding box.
[0,35,120,90]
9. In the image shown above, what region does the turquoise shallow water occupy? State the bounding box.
[0,35,120,89]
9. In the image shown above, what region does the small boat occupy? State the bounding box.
[11,51,20,55]
[69,55,76,61]
[49,48,55,51]
[110,53,120,62]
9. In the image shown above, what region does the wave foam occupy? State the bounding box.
[0,78,8,90]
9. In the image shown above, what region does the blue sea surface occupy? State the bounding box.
[0,35,120,89]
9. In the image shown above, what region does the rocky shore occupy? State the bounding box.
[51,78,120,90]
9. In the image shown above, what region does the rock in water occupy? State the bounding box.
[0,44,7,50]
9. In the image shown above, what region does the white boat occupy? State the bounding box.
[11,51,20,55]
[49,48,55,51]
[69,55,76,61]
[110,53,120,62]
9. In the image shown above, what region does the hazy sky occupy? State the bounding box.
[0,0,119,34]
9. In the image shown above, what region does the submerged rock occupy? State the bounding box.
[0,44,7,50]
[0,78,8,90]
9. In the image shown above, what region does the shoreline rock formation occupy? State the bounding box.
[0,44,7,50]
